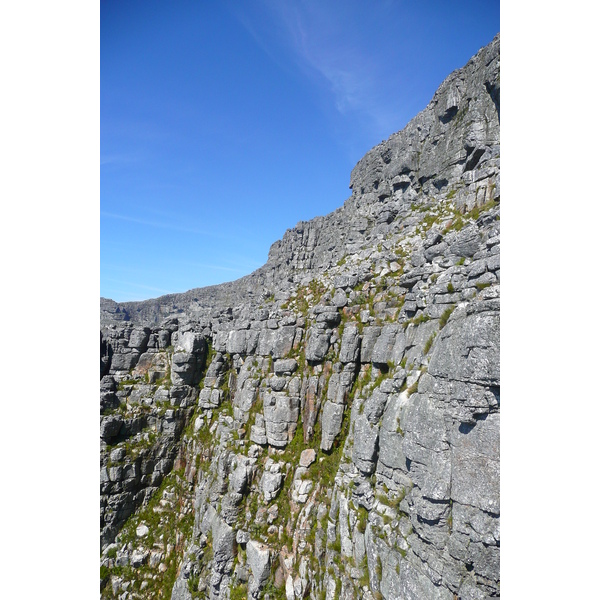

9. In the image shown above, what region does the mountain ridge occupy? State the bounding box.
[101,34,499,328]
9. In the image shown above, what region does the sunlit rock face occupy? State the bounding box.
[101,34,500,600]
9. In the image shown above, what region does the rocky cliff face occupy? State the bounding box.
[100,34,500,600]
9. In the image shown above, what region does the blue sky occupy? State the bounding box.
[101,0,499,302]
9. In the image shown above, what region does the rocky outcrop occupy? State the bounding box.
[100,34,500,600]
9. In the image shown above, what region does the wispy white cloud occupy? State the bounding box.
[272,4,371,110]
[177,259,263,273]
[237,0,401,138]
[100,211,224,238]
[102,277,173,295]
[100,153,140,166]
[184,263,249,273]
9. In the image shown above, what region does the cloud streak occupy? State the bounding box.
[100,211,224,238]
[246,0,402,137]
[102,278,174,295]
[178,259,263,273]
[100,153,140,166]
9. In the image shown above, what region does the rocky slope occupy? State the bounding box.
[100,34,500,600]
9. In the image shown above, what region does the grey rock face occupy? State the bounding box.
[246,541,271,599]
[273,358,298,375]
[429,302,500,386]
[339,323,361,363]
[451,413,500,514]
[100,34,500,600]
[371,324,400,365]
[171,352,197,386]
[360,326,382,363]
[305,327,331,362]
[210,518,236,597]
[263,393,300,448]
[320,401,345,452]
[352,413,380,475]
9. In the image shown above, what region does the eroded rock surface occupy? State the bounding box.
[101,35,500,600]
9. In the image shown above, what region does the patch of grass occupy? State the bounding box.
[454,105,469,125]
[439,305,456,329]
[388,487,407,509]
[101,467,195,599]
[407,381,419,396]
[261,578,287,600]
[375,555,383,579]
[371,367,392,390]
[444,215,465,232]
[467,198,498,221]
[230,583,248,600]
[447,282,455,293]
[197,342,216,390]
[402,313,430,330]
[420,212,439,232]
[354,293,367,306]
[187,575,200,596]
[328,536,342,553]
[356,506,368,534]
[423,332,436,355]
[476,281,492,291]
[117,378,137,391]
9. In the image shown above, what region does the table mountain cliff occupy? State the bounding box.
[101,34,500,600]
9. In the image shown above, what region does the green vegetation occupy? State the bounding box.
[439,305,456,329]
[230,583,248,600]
[423,332,436,355]
[100,467,195,599]
[420,212,438,232]
[357,506,369,534]
[453,104,468,126]
[117,378,137,390]
[407,381,419,396]
[445,215,465,232]
[197,342,216,390]
[443,197,499,233]
[260,578,287,600]
[328,535,342,553]
[402,313,430,330]
[370,364,393,391]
